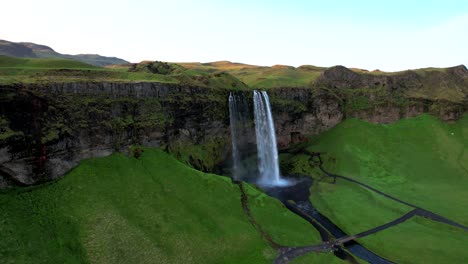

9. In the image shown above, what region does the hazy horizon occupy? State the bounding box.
[1,0,467,71]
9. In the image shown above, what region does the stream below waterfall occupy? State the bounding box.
[229,91,394,263]
[264,177,394,264]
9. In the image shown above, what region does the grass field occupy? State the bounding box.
[0,148,344,263]
[179,61,325,89]
[1,56,464,98]
[298,114,468,263]
[0,56,98,69]
[0,56,248,89]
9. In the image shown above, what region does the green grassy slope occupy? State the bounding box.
[310,114,468,224]
[227,65,323,89]
[0,56,247,89]
[0,55,177,84]
[0,55,97,69]
[295,114,468,263]
[0,148,336,263]
[179,61,325,89]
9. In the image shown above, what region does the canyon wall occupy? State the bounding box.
[1,65,466,187]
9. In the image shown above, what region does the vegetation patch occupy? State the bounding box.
[0,56,248,90]
[0,116,24,142]
[282,114,468,263]
[179,61,325,89]
[0,148,323,264]
[168,137,229,172]
[269,95,308,115]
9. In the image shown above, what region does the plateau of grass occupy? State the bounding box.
[179,61,325,89]
[0,55,98,69]
[226,66,323,89]
[0,148,327,264]
[297,114,468,263]
[0,56,248,89]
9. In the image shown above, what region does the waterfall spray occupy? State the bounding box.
[228,92,251,181]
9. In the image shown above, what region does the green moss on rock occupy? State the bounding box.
[169,137,228,172]
[0,116,23,142]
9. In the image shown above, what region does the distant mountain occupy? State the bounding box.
[0,39,129,67]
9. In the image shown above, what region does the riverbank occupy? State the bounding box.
[280,114,468,263]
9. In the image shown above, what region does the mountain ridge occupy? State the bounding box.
[0,39,129,67]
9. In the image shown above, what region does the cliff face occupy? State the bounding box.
[1,65,467,187]
[0,83,229,186]
[312,65,467,123]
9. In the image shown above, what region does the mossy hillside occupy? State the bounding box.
[0,56,249,90]
[0,148,325,264]
[128,60,184,75]
[0,84,230,148]
[311,179,413,233]
[0,116,23,141]
[279,152,322,177]
[268,94,308,116]
[309,114,468,224]
[168,137,229,172]
[0,81,236,183]
[0,65,179,85]
[0,55,98,69]
[126,61,246,89]
[179,61,326,89]
[179,61,467,105]
[311,65,467,118]
[227,66,323,89]
[310,179,468,264]
[281,114,468,263]
[358,217,467,264]
[1,56,465,117]
[407,67,467,103]
[311,84,415,116]
[33,95,169,146]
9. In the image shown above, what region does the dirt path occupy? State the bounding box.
[272,151,467,263]
[314,153,468,231]
[273,206,467,263]
[236,151,467,263]
[237,182,282,249]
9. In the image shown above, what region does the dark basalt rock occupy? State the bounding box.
[0,83,230,186]
[314,65,422,91]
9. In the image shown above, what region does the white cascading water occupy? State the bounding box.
[229,91,254,181]
[229,92,244,181]
[253,90,290,187]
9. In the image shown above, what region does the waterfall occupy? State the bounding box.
[229,92,251,181]
[228,90,290,187]
[253,90,289,187]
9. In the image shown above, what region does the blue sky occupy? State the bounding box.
[1,0,467,71]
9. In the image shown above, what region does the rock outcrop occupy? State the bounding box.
[312,65,467,123]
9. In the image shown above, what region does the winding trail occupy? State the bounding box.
[273,152,468,263]
[237,182,282,250]
[237,181,361,264]
[314,153,468,231]
[235,151,467,263]
[275,208,419,263]
[456,147,468,178]
[269,179,393,264]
